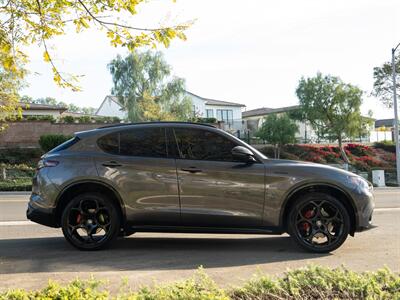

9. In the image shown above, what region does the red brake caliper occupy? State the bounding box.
[302,209,314,232]
[76,214,81,224]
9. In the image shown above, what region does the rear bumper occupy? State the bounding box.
[26,194,58,228]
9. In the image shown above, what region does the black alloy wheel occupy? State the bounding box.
[61,193,120,250]
[288,192,350,253]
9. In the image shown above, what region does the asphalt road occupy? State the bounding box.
[0,189,399,292]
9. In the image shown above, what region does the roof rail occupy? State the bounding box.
[98,121,217,129]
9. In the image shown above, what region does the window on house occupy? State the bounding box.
[216,109,233,124]
[206,109,214,118]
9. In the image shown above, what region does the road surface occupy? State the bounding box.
[0,189,399,292]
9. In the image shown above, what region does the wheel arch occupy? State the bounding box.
[54,180,126,229]
[280,183,357,235]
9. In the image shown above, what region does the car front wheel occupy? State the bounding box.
[288,192,350,253]
[61,193,120,250]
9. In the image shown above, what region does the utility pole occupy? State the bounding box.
[391,43,400,186]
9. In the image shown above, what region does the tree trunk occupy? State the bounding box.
[277,145,281,159]
[338,136,350,164]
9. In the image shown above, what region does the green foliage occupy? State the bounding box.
[0,0,190,91]
[0,178,32,191]
[24,115,55,122]
[190,117,218,124]
[0,148,43,166]
[109,50,193,122]
[233,265,400,299]
[372,53,400,108]
[39,134,72,152]
[1,266,399,299]
[296,73,366,162]
[62,115,75,124]
[374,140,396,153]
[256,113,298,158]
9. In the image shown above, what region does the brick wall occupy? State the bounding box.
[0,121,114,148]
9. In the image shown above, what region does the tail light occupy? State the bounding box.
[37,159,59,169]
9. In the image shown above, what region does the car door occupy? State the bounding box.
[95,126,180,226]
[171,126,265,228]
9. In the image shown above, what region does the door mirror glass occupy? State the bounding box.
[231,146,256,162]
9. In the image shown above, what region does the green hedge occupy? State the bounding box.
[0,148,43,167]
[0,266,399,299]
[374,141,396,153]
[39,134,72,152]
[0,178,32,191]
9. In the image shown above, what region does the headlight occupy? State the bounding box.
[348,176,372,194]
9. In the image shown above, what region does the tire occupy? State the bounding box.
[288,192,350,253]
[61,193,120,250]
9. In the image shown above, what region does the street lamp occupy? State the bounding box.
[391,42,400,186]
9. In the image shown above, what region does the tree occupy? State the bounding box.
[256,113,298,159]
[108,51,192,122]
[0,0,190,90]
[372,53,400,108]
[0,1,190,129]
[0,68,22,131]
[296,73,365,162]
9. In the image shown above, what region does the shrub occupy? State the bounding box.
[62,115,75,123]
[374,140,396,153]
[39,134,72,152]
[345,143,372,156]
[0,148,43,166]
[1,266,399,299]
[0,178,32,191]
[24,115,55,122]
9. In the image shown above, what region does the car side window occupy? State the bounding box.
[173,128,238,162]
[97,127,167,158]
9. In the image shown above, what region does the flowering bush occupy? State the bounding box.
[345,143,372,156]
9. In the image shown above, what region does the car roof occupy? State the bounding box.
[75,121,219,138]
[98,121,216,129]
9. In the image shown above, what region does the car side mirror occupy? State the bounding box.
[231,146,257,163]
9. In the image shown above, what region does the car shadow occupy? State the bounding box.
[0,235,331,274]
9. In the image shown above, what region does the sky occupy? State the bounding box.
[22,0,400,119]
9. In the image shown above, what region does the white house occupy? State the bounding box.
[95,96,127,119]
[95,92,246,133]
[185,91,245,133]
[242,105,318,143]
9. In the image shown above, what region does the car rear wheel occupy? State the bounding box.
[61,193,120,250]
[288,192,350,253]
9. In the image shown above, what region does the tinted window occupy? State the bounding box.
[97,133,119,154]
[120,128,167,157]
[97,127,167,158]
[48,136,80,153]
[173,128,237,161]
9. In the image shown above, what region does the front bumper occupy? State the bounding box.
[355,191,375,232]
[26,193,58,228]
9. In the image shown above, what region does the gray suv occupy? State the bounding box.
[27,122,374,252]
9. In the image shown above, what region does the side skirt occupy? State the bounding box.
[127,225,284,235]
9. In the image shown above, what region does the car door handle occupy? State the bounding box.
[181,167,202,173]
[102,161,122,167]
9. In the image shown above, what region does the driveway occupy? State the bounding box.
[0,188,399,292]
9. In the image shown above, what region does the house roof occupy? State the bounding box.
[18,102,68,112]
[375,118,395,128]
[242,105,300,118]
[95,95,123,115]
[185,91,246,107]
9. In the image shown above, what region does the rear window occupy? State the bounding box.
[48,137,80,153]
[97,127,167,158]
